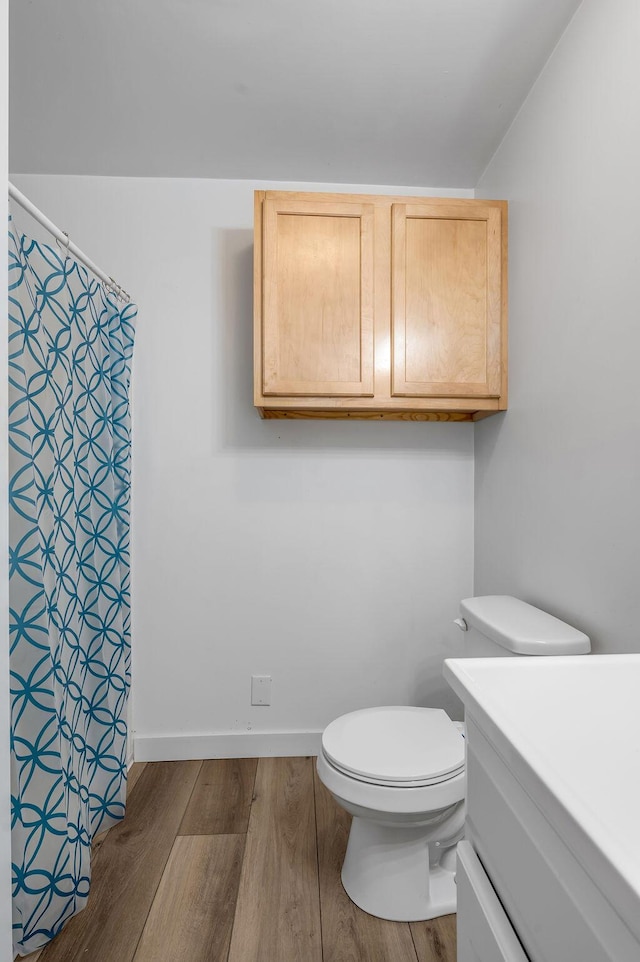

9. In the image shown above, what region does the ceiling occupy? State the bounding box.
[9,0,582,188]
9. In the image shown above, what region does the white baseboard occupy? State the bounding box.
[134,729,323,762]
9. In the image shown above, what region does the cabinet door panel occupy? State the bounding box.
[262,199,375,397]
[392,203,502,398]
[456,842,530,962]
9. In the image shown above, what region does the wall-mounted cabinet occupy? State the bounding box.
[254,191,507,421]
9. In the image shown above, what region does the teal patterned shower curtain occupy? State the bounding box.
[8,218,137,956]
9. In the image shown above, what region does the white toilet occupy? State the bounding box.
[316,595,590,922]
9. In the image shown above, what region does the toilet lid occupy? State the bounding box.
[321,706,465,787]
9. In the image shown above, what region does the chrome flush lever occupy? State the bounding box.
[453,618,468,631]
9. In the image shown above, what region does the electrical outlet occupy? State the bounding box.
[251,675,271,706]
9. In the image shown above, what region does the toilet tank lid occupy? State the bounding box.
[460,595,591,655]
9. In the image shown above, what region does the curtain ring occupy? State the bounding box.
[55,231,71,259]
[109,277,131,304]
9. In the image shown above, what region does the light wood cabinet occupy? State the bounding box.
[254,191,507,421]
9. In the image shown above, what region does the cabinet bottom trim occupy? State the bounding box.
[259,408,483,421]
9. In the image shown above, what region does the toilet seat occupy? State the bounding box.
[321,706,465,788]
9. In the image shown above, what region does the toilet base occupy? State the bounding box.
[341,814,458,922]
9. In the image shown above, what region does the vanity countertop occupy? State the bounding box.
[444,653,640,945]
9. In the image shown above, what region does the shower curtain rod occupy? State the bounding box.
[8,181,131,303]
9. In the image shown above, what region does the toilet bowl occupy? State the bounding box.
[317,705,466,921]
[317,595,591,922]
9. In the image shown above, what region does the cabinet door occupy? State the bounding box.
[457,841,530,962]
[391,203,503,398]
[262,198,375,397]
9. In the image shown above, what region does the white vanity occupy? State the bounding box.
[444,654,640,962]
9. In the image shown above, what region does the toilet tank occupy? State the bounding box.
[458,595,591,657]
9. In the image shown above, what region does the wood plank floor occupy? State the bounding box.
[25,758,456,962]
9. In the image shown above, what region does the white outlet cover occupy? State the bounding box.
[251,675,271,706]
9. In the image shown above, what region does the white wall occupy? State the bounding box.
[10,175,475,758]
[474,0,640,651]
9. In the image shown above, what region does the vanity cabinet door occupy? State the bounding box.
[457,841,530,962]
[260,196,375,398]
[391,202,503,399]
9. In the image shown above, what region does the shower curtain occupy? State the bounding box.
[8,218,137,956]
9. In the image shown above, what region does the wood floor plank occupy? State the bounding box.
[410,915,457,962]
[179,758,257,835]
[38,761,202,962]
[91,826,111,862]
[90,764,147,863]
[227,757,322,962]
[127,761,147,799]
[91,763,148,861]
[314,767,419,962]
[132,834,245,962]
